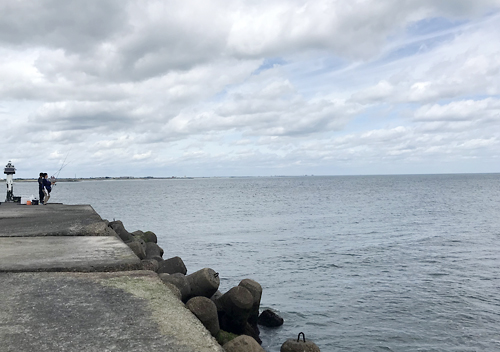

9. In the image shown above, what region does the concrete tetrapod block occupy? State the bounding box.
[145,242,164,260]
[216,286,253,334]
[141,259,160,272]
[131,235,147,250]
[186,268,220,300]
[143,231,158,243]
[238,279,263,343]
[210,290,223,302]
[157,256,187,275]
[132,230,158,243]
[281,335,321,352]
[238,279,262,324]
[108,220,135,243]
[186,296,220,336]
[127,241,146,260]
[223,335,265,352]
[159,273,191,301]
[163,282,183,300]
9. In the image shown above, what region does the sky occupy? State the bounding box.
[1,0,500,178]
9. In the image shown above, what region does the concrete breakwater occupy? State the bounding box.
[0,203,317,352]
[108,218,286,351]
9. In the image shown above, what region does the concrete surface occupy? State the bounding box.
[0,203,110,237]
[0,271,224,352]
[0,203,140,272]
[0,236,141,272]
[0,203,224,351]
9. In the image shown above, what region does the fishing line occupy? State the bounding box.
[53,149,71,179]
[50,148,72,193]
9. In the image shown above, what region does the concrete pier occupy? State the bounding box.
[0,203,224,352]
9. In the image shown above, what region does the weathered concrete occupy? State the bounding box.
[187,268,220,300]
[281,334,321,352]
[158,256,187,275]
[159,273,191,302]
[223,335,265,352]
[216,286,253,334]
[0,236,141,272]
[0,203,111,237]
[0,271,224,352]
[186,296,220,336]
[0,203,225,352]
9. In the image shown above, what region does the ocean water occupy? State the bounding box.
[13,174,500,351]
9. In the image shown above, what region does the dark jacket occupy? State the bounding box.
[38,177,43,191]
[42,178,52,193]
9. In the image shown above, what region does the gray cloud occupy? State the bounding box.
[1,0,500,177]
[0,0,129,52]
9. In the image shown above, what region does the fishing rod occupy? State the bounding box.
[50,148,72,187]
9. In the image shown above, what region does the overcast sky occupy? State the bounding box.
[1,0,499,178]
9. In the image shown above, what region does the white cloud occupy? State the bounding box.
[132,151,152,160]
[1,0,500,177]
[227,0,500,60]
[351,80,395,103]
[414,98,500,121]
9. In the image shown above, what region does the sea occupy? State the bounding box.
[14,174,500,351]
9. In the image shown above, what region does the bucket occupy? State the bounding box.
[26,200,32,205]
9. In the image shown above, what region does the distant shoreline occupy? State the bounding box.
[2,173,499,182]
[7,177,196,182]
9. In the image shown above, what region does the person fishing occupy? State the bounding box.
[42,173,54,205]
[38,172,45,205]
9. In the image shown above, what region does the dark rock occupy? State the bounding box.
[258,309,284,327]
[108,220,135,243]
[186,296,220,336]
[157,256,187,275]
